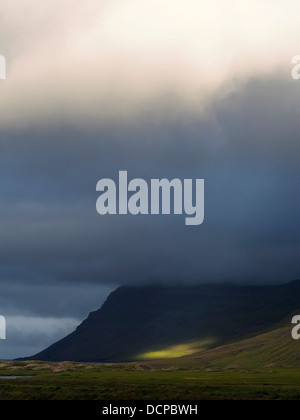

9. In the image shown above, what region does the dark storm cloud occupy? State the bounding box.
[0,76,299,294]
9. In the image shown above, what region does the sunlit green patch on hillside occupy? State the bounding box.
[138,338,217,360]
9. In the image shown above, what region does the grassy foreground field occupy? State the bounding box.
[0,361,300,400]
[2,322,300,400]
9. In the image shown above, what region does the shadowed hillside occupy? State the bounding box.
[146,316,300,370]
[187,322,300,368]
[25,280,300,362]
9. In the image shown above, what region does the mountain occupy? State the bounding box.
[26,280,300,362]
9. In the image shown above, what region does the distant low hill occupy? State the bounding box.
[25,280,300,363]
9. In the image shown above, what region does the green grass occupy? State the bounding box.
[0,361,299,400]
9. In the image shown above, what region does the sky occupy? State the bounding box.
[0,0,300,359]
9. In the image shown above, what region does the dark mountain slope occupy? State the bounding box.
[146,314,300,369]
[26,280,300,362]
[183,316,300,368]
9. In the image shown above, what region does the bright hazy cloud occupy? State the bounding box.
[0,0,300,126]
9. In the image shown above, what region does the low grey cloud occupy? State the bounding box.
[0,77,299,291]
[0,316,79,359]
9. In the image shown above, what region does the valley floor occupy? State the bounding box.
[0,361,299,400]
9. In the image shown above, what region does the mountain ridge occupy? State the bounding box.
[23,280,300,362]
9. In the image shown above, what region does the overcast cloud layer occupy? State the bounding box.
[0,0,300,358]
[1,0,300,125]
